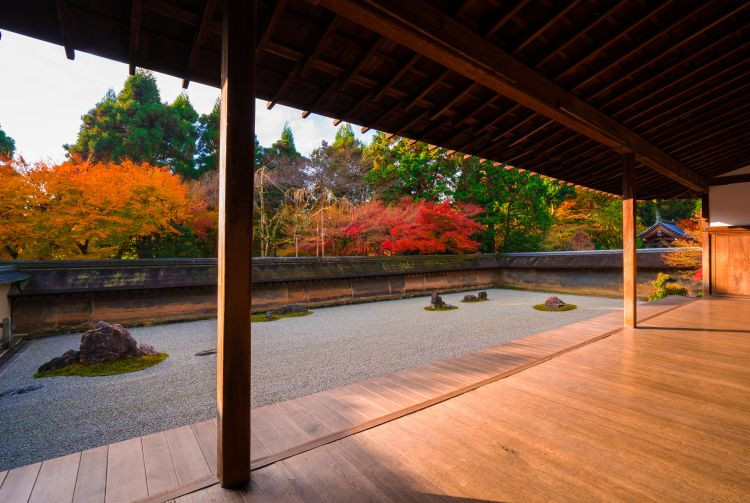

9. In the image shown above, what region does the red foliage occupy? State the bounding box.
[343,198,482,255]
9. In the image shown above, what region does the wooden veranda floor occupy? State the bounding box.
[2,296,749,502]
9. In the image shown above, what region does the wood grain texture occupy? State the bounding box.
[192,295,748,502]
[73,445,108,503]
[216,0,255,488]
[622,153,637,327]
[6,298,696,503]
[142,432,179,495]
[29,452,81,503]
[0,462,41,503]
[711,229,750,296]
[106,437,147,503]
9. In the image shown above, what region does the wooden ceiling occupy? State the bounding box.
[2,0,748,198]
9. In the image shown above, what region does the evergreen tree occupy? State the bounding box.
[0,124,15,159]
[309,123,371,202]
[65,70,199,178]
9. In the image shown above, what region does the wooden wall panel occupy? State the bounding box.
[711,230,750,296]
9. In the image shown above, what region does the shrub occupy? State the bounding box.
[648,273,689,302]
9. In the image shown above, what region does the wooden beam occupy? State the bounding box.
[256,0,287,58]
[182,0,218,88]
[622,153,637,328]
[318,0,708,193]
[217,0,254,489]
[709,173,750,186]
[55,0,75,60]
[701,193,711,297]
[128,0,142,74]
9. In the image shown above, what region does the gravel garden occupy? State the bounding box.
[0,288,624,470]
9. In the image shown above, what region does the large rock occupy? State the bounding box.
[79,321,154,365]
[463,294,478,302]
[430,293,445,308]
[477,291,488,300]
[37,349,80,373]
[265,304,309,319]
[544,296,567,308]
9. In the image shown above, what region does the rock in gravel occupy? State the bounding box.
[265,304,309,319]
[37,349,80,373]
[79,322,155,365]
[37,321,158,373]
[544,296,566,308]
[430,293,446,308]
[477,291,488,300]
[195,349,217,356]
[463,294,478,302]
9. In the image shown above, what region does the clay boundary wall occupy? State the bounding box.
[0,249,697,335]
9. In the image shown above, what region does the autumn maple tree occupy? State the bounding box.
[0,159,195,259]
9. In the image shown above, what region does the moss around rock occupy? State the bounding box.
[461,298,489,303]
[34,353,168,378]
[424,305,459,311]
[251,311,313,323]
[532,304,577,312]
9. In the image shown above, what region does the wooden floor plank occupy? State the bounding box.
[142,431,179,496]
[106,437,147,503]
[29,452,81,503]
[190,420,218,474]
[9,296,712,503]
[0,462,41,503]
[164,426,211,485]
[224,296,750,502]
[72,445,108,503]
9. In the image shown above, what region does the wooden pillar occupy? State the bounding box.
[622,153,637,328]
[701,192,711,296]
[217,0,254,488]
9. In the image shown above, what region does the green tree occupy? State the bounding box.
[637,198,699,225]
[65,70,199,178]
[309,123,371,202]
[0,124,15,159]
[455,159,570,252]
[365,133,459,202]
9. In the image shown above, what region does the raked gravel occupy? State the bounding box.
[0,288,624,470]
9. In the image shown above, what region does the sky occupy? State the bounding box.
[0,31,375,164]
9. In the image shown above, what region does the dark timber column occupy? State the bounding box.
[701,193,711,297]
[217,0,254,488]
[622,153,637,328]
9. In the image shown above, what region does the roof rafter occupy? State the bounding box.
[56,0,75,60]
[318,0,708,193]
[181,0,218,88]
[128,0,142,74]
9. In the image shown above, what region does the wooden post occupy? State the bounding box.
[217,0,254,488]
[622,153,637,328]
[701,192,711,297]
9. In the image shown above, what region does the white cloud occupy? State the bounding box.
[0,31,374,163]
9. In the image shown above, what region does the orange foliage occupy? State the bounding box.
[0,159,194,259]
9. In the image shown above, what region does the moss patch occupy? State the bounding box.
[251,311,313,323]
[424,305,459,311]
[34,353,168,378]
[532,304,578,312]
[461,298,489,303]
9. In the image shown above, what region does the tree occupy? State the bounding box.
[309,124,371,202]
[342,198,482,255]
[455,159,570,252]
[0,159,42,258]
[638,198,699,226]
[311,124,370,202]
[543,191,632,250]
[3,160,194,259]
[0,124,15,159]
[365,133,459,202]
[65,70,199,178]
